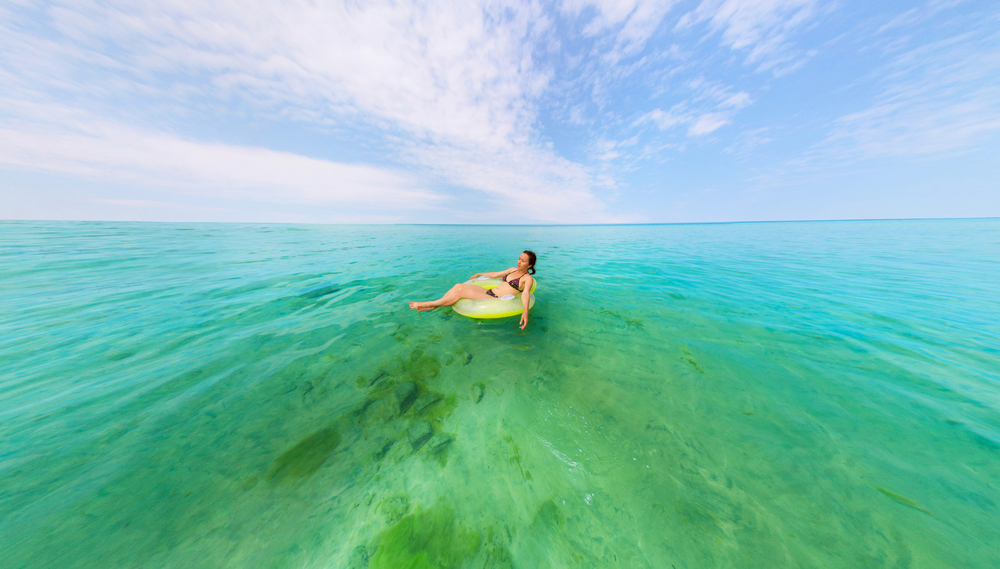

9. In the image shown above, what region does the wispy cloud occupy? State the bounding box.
[634,79,752,137]
[561,0,680,64]
[0,101,437,209]
[825,16,1000,158]
[638,104,691,131]
[89,199,231,213]
[875,0,970,35]
[2,1,997,223]
[0,0,614,222]
[725,127,774,156]
[688,112,729,136]
[676,0,822,74]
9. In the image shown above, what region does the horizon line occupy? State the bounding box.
[2,216,998,227]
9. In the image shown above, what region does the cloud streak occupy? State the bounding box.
[826,17,1000,158]
[676,0,820,73]
[2,0,613,222]
[0,101,437,209]
[2,1,997,223]
[634,79,752,137]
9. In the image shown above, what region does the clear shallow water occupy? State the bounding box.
[1,219,999,568]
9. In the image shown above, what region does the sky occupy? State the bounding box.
[1,0,998,224]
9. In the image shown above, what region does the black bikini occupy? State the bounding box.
[505,272,526,290]
[486,271,527,298]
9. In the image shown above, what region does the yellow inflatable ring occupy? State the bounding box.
[453,276,537,319]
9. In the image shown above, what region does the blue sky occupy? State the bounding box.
[2,0,998,224]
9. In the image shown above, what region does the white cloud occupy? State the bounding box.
[688,112,729,135]
[637,104,691,130]
[589,135,640,162]
[89,199,231,213]
[676,0,820,72]
[1,0,615,222]
[724,126,773,155]
[825,21,1000,158]
[562,0,643,34]
[33,0,549,151]
[9,1,991,224]
[0,101,438,208]
[635,80,749,137]
[876,1,968,35]
[562,0,679,63]
[720,91,752,109]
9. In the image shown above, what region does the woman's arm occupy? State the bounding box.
[518,275,533,330]
[471,267,517,279]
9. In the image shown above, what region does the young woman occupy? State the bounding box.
[408,250,537,329]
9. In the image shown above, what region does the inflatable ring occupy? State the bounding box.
[453,276,537,319]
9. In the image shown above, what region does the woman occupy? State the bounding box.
[409,250,537,329]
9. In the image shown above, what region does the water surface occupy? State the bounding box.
[2,220,998,568]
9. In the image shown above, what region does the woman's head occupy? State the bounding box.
[518,250,537,274]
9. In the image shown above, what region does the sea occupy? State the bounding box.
[1,219,998,568]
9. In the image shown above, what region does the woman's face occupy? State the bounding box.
[517,253,531,270]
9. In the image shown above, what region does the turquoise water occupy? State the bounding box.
[2,219,999,568]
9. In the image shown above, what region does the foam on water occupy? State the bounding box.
[2,220,999,568]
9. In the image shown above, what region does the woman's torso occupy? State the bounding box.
[492,269,529,296]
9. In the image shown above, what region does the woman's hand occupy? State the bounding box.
[519,311,529,330]
[470,272,482,279]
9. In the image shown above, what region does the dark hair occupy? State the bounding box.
[523,250,537,274]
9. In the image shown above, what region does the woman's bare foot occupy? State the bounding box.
[408,301,436,312]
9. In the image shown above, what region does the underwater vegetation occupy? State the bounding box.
[600,309,645,330]
[378,495,412,525]
[407,348,442,380]
[680,345,705,374]
[267,426,341,483]
[873,485,937,519]
[261,340,464,491]
[368,502,480,569]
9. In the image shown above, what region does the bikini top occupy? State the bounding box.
[504,271,528,292]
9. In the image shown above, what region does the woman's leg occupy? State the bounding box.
[409,283,492,312]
